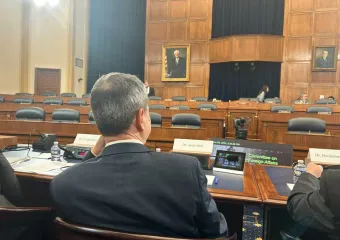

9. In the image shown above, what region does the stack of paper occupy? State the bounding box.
[14,160,74,174]
[206,175,216,186]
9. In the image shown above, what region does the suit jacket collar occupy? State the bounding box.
[98,143,153,158]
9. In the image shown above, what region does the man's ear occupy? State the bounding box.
[135,108,145,131]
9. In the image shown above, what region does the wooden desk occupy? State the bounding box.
[0,135,17,149]
[1,94,90,104]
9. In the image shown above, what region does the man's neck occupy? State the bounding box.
[104,132,144,145]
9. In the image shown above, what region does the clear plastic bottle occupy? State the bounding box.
[156,148,161,152]
[51,142,61,161]
[293,160,306,183]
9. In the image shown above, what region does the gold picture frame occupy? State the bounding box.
[312,45,337,72]
[162,44,190,82]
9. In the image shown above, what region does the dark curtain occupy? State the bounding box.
[209,62,281,101]
[212,0,284,38]
[87,0,146,91]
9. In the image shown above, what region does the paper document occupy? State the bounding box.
[287,183,295,191]
[206,175,216,186]
[7,156,30,165]
[14,161,74,174]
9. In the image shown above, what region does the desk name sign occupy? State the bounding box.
[173,139,213,154]
[317,112,332,115]
[74,134,100,147]
[307,148,340,165]
[278,110,292,113]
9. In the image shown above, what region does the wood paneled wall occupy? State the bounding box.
[145,0,213,99]
[210,35,283,63]
[281,0,340,103]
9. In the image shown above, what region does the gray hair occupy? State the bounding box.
[90,72,148,136]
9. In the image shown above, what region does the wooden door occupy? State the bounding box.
[35,68,61,95]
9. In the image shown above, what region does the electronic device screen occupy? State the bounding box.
[214,150,246,171]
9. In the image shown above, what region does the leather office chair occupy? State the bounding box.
[192,97,207,102]
[172,114,201,128]
[82,93,91,98]
[239,98,259,102]
[264,98,281,104]
[150,112,162,127]
[148,96,162,100]
[170,105,190,110]
[0,207,55,240]
[270,105,295,113]
[149,104,167,110]
[197,103,217,110]
[15,92,32,96]
[288,117,326,133]
[43,92,57,97]
[315,99,336,104]
[55,217,236,240]
[13,98,34,104]
[43,98,63,105]
[16,107,45,121]
[171,96,186,101]
[52,109,80,123]
[0,96,4,103]
[67,99,88,106]
[306,106,332,114]
[61,93,77,98]
[89,111,95,124]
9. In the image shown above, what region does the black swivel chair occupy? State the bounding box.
[288,117,326,133]
[43,98,63,105]
[149,104,167,110]
[150,112,162,127]
[271,105,295,113]
[306,106,332,114]
[61,93,77,98]
[52,109,80,123]
[43,92,57,97]
[171,96,186,101]
[82,93,90,98]
[89,111,95,124]
[0,96,4,103]
[170,105,190,110]
[264,98,281,104]
[67,99,87,106]
[197,103,217,110]
[148,96,162,100]
[13,98,34,104]
[315,99,336,104]
[172,113,201,128]
[15,92,32,96]
[16,107,45,121]
[192,97,208,102]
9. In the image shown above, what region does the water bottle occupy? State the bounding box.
[293,160,306,183]
[51,142,61,161]
[156,148,161,152]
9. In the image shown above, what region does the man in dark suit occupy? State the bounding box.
[287,162,340,239]
[167,50,186,78]
[315,50,333,68]
[50,73,228,238]
[144,81,155,97]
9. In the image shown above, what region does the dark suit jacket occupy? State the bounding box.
[287,167,340,239]
[50,143,228,238]
[315,57,333,68]
[148,87,155,97]
[168,57,186,78]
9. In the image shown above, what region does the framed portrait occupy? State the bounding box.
[312,46,337,72]
[162,45,190,82]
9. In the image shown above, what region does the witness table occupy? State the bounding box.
[0,135,17,149]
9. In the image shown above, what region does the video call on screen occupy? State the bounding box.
[215,150,243,170]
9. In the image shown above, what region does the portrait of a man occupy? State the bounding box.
[312,46,337,71]
[162,45,190,81]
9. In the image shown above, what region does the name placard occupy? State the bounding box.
[169,106,180,110]
[317,112,331,115]
[173,139,213,154]
[278,110,291,113]
[200,108,211,111]
[74,134,100,146]
[307,148,340,165]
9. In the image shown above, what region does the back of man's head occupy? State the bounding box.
[90,73,148,136]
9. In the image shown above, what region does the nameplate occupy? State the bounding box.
[212,99,221,102]
[200,108,211,111]
[307,148,340,165]
[165,99,172,101]
[169,106,180,110]
[278,110,291,113]
[317,112,331,115]
[74,134,100,146]
[189,99,196,102]
[173,139,213,155]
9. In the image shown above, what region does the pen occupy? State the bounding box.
[214,176,219,185]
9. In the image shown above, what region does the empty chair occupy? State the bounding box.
[306,106,332,114]
[315,99,336,104]
[288,117,326,133]
[264,98,281,104]
[43,92,57,97]
[239,98,259,102]
[0,96,4,103]
[148,96,162,100]
[171,96,186,101]
[67,99,87,106]
[55,217,237,240]
[43,98,63,105]
[16,107,45,121]
[150,112,162,127]
[82,93,90,98]
[61,93,77,98]
[52,109,80,123]
[89,111,95,123]
[197,103,217,110]
[13,98,34,104]
[192,97,207,102]
[15,92,32,96]
[149,104,167,110]
[172,113,201,128]
[271,105,294,113]
[170,105,190,110]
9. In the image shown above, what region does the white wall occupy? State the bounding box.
[0,0,22,94]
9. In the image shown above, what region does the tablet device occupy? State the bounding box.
[213,150,246,175]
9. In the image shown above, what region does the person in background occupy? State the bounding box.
[287,163,340,239]
[256,85,269,102]
[50,72,229,238]
[144,81,155,97]
[328,96,335,100]
[294,93,310,104]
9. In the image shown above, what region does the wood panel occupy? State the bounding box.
[314,11,339,35]
[149,1,167,21]
[169,21,187,41]
[285,38,312,61]
[168,0,187,19]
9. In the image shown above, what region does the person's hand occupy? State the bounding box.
[91,136,105,156]
[306,163,323,178]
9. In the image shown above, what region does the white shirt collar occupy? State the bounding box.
[105,139,144,147]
